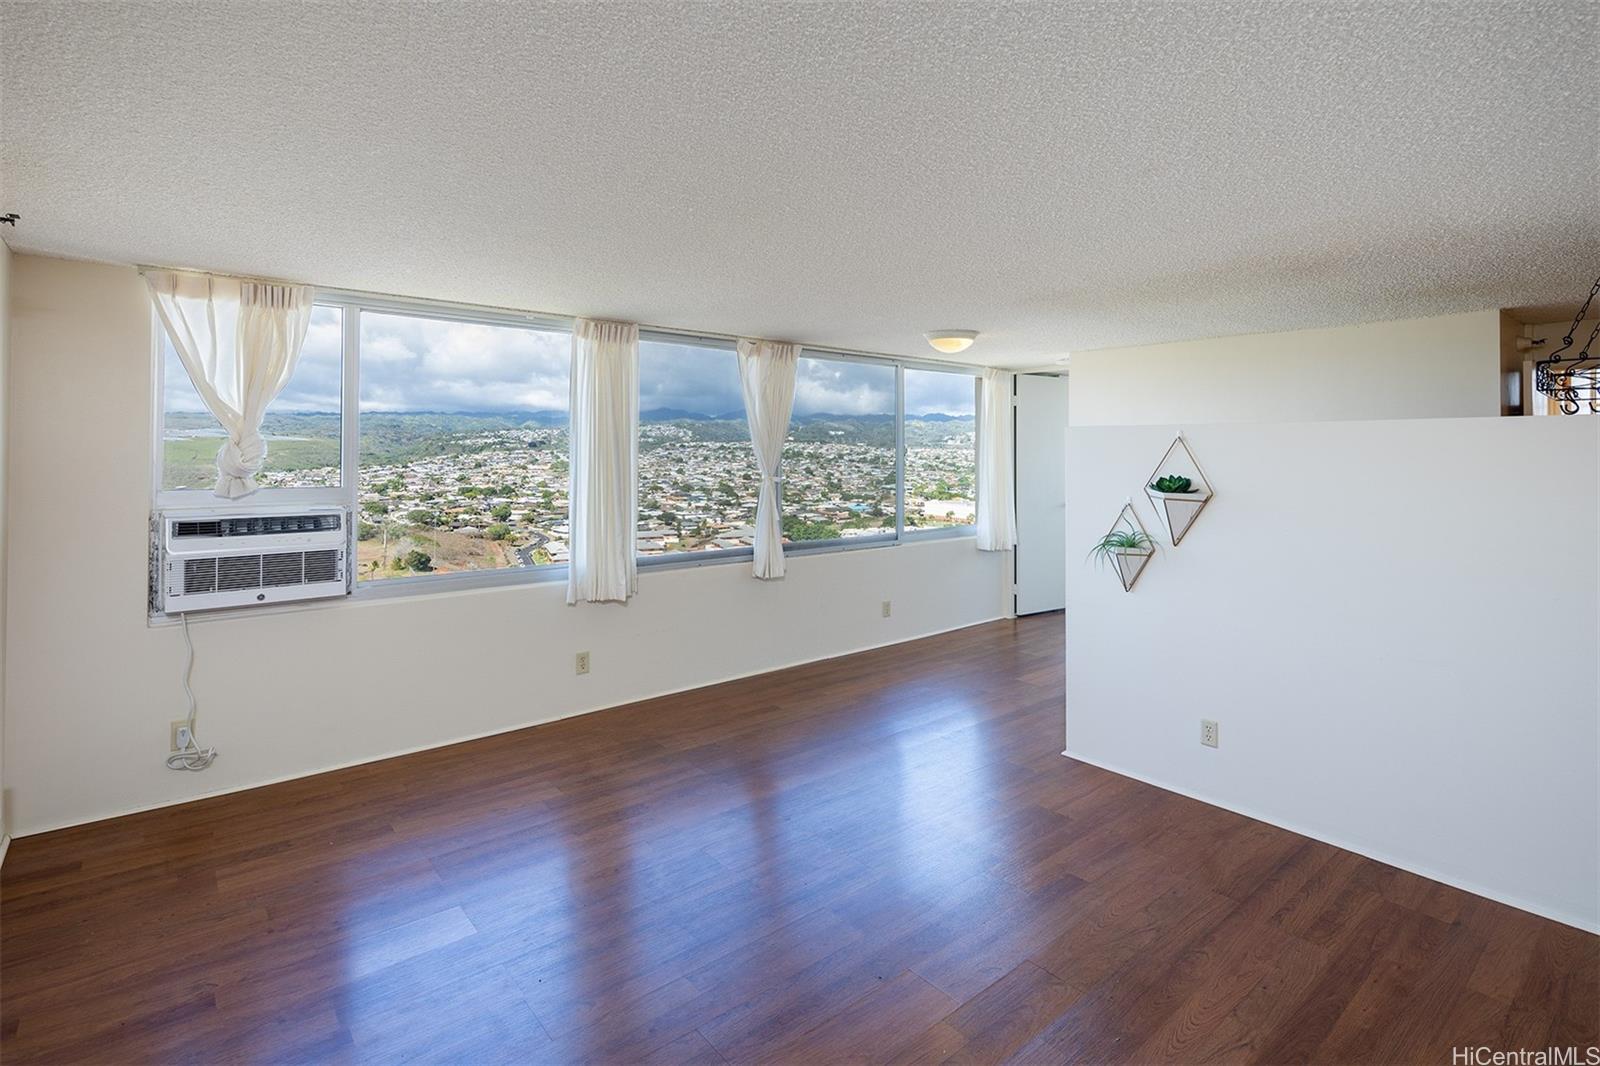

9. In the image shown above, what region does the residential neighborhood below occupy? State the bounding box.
[163,410,977,579]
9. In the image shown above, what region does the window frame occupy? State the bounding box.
[899,364,982,540]
[330,291,575,594]
[635,329,757,568]
[150,285,984,612]
[771,348,903,557]
[150,302,354,514]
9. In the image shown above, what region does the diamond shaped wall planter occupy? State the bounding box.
[1143,434,1214,546]
[1095,502,1154,592]
[1110,546,1153,591]
[1147,488,1210,545]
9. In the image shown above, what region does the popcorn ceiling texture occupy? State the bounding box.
[1,0,1595,366]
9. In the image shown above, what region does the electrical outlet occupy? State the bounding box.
[1200,719,1219,748]
[575,651,590,675]
[881,600,892,618]
[171,721,192,753]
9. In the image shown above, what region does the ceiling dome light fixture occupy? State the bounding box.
[925,329,978,355]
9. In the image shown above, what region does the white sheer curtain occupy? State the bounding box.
[146,271,314,498]
[976,368,1017,551]
[736,338,799,579]
[567,319,640,604]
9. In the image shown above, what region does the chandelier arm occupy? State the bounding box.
[1534,274,1600,410]
[1549,275,1600,363]
[1578,318,1600,362]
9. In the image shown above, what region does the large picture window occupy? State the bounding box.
[355,311,570,581]
[784,356,897,542]
[159,304,344,491]
[903,367,979,532]
[637,337,759,557]
[154,284,989,605]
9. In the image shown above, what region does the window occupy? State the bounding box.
[160,305,343,491]
[153,282,988,607]
[355,311,570,581]
[637,337,760,557]
[784,356,897,542]
[903,367,978,532]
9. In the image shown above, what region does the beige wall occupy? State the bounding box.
[1069,309,1502,426]
[3,254,1011,835]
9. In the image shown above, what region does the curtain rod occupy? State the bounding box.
[136,263,322,291]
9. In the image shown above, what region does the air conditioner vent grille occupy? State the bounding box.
[171,514,341,538]
[303,549,339,584]
[262,553,303,587]
[183,558,218,594]
[217,555,263,591]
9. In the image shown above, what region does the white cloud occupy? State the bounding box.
[164,308,978,419]
[793,358,895,416]
[904,366,978,417]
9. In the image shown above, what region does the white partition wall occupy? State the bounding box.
[1065,415,1600,931]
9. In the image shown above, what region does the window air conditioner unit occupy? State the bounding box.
[157,506,352,613]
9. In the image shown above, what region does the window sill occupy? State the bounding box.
[900,524,978,542]
[354,562,569,601]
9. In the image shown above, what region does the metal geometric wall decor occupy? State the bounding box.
[1143,433,1213,546]
[1102,501,1154,592]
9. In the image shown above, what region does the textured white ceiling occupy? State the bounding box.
[2,1,1596,367]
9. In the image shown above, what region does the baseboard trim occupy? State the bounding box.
[0,834,10,870]
[13,614,1007,839]
[1061,748,1599,936]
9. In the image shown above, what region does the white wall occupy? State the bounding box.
[1066,416,1600,931]
[1069,309,1502,426]
[3,254,1010,836]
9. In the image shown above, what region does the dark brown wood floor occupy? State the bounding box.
[2,616,1596,1064]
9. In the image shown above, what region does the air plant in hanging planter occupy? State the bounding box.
[1088,528,1155,564]
[1090,527,1155,591]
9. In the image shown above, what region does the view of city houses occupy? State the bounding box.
[162,310,979,580]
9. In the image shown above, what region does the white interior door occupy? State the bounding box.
[1014,373,1068,615]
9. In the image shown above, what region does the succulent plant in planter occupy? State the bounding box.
[1149,474,1196,494]
[1146,470,1212,544]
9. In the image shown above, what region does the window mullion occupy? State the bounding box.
[343,306,361,518]
[149,308,166,505]
[895,364,906,541]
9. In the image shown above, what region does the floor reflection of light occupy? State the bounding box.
[327,805,580,1051]
[888,695,996,896]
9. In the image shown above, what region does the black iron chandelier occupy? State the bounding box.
[1534,274,1600,415]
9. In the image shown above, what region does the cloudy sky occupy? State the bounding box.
[165,309,978,418]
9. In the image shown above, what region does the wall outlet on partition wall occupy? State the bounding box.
[881,600,892,618]
[1200,719,1219,748]
[575,651,591,675]
[170,721,192,753]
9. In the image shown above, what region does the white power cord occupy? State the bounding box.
[166,613,218,771]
